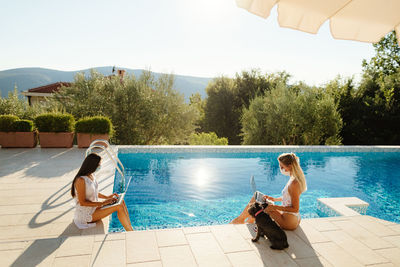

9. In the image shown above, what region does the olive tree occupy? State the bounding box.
[203,77,240,144]
[0,87,57,120]
[55,70,198,145]
[241,83,342,145]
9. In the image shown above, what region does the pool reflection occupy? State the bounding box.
[110,152,400,231]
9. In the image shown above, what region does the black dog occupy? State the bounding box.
[247,202,289,250]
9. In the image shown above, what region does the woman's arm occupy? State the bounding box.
[263,195,282,202]
[98,193,114,199]
[98,193,108,199]
[75,178,114,207]
[98,192,119,199]
[266,181,301,213]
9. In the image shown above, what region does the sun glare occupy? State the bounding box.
[195,168,210,187]
[183,0,235,23]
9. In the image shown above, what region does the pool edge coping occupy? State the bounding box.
[115,145,400,153]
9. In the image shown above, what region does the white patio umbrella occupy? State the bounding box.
[236,0,400,45]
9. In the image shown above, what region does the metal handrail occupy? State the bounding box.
[86,139,125,173]
[85,139,126,192]
[87,144,124,179]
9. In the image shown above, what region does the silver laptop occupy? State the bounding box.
[250,175,274,205]
[100,176,132,209]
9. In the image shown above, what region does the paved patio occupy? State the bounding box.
[0,148,399,267]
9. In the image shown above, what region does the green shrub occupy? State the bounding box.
[188,132,228,145]
[12,120,34,132]
[34,113,75,132]
[0,115,19,132]
[75,116,113,136]
[0,89,48,120]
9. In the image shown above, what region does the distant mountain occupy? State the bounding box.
[0,67,213,102]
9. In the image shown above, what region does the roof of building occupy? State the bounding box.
[27,82,71,93]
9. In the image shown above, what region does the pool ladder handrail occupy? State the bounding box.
[86,139,126,192]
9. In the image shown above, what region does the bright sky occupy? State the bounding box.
[0,0,375,86]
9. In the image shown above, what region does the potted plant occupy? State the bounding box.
[0,115,37,148]
[34,113,75,148]
[75,116,113,148]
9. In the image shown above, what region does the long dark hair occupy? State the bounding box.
[71,153,101,197]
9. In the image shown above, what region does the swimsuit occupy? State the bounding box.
[253,177,301,222]
[281,177,301,222]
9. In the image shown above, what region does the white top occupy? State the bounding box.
[281,177,299,216]
[281,177,293,207]
[73,175,99,229]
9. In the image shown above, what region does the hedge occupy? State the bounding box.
[34,113,75,132]
[75,116,113,136]
[12,120,34,132]
[0,115,19,132]
[0,115,35,132]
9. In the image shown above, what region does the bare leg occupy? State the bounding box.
[267,210,299,230]
[90,203,133,231]
[231,194,256,224]
[121,200,132,226]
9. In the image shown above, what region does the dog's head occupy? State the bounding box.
[247,202,268,218]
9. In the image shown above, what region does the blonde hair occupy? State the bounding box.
[278,152,307,193]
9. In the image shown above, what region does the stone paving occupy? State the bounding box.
[0,147,400,267]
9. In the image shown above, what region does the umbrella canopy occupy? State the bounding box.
[236,0,400,45]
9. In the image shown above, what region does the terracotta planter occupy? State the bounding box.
[77,133,109,148]
[39,132,74,148]
[0,132,37,148]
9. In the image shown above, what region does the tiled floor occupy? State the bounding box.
[0,148,399,267]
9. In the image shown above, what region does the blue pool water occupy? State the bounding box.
[109,152,400,231]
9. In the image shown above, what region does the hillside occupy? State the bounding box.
[0,67,212,101]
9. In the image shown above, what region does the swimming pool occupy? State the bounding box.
[109,147,400,232]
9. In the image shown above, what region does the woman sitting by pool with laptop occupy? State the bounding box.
[71,153,133,231]
[231,153,307,230]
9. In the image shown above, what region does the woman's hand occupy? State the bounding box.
[263,195,275,202]
[102,198,117,206]
[107,193,119,199]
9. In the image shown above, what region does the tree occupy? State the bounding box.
[54,70,117,119]
[0,87,55,120]
[355,30,400,144]
[189,93,206,132]
[325,77,363,144]
[324,31,400,144]
[0,87,26,117]
[362,31,400,78]
[55,70,198,145]
[203,77,240,144]
[203,70,289,144]
[242,83,342,145]
[234,69,289,109]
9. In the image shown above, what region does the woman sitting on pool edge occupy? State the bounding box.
[231,153,307,230]
[71,153,133,231]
